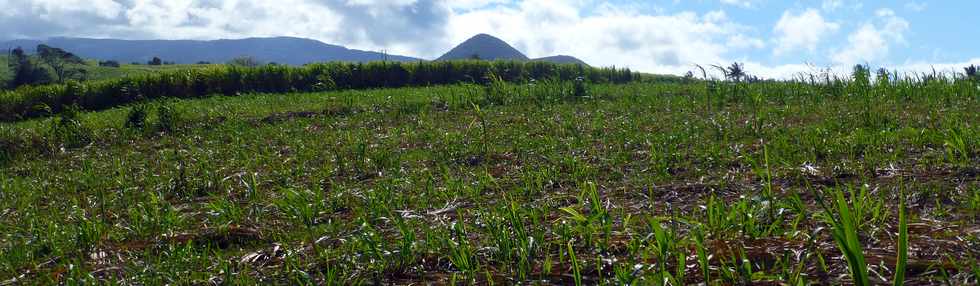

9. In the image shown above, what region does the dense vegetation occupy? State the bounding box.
[0,60,636,122]
[1,73,978,284]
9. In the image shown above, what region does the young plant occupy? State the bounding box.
[47,105,91,149]
[156,103,182,132]
[275,189,326,252]
[447,212,478,277]
[693,227,711,283]
[568,240,583,286]
[893,189,908,286]
[819,188,870,286]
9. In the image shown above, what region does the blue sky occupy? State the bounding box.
[2,0,977,77]
[657,0,974,65]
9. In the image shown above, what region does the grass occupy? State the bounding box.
[0,77,978,285]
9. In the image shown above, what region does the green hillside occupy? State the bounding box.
[1,77,978,284]
[0,55,8,84]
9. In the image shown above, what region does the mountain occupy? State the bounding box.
[1,34,591,67]
[532,55,588,66]
[436,34,530,61]
[437,34,589,66]
[0,37,421,65]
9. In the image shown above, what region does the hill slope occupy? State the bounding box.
[436,34,530,61]
[532,55,588,65]
[0,37,421,65]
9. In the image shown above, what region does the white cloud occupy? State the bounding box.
[0,0,455,57]
[905,1,927,12]
[447,0,509,10]
[832,8,910,65]
[720,0,759,9]
[821,0,843,11]
[773,9,839,56]
[895,58,980,76]
[4,0,767,73]
[445,1,764,75]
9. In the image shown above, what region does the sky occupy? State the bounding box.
[1,0,978,78]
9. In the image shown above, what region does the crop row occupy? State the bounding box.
[0,60,638,121]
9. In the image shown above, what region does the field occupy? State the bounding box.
[0,55,213,89]
[79,61,215,82]
[1,77,979,285]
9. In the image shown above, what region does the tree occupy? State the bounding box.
[36,44,86,83]
[148,57,163,66]
[227,56,262,67]
[965,65,978,80]
[98,60,121,68]
[6,47,51,88]
[876,68,891,85]
[852,64,871,86]
[714,62,746,82]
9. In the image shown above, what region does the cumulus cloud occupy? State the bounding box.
[445,2,765,75]
[832,8,910,65]
[773,9,839,56]
[0,0,453,57]
[3,0,764,74]
[447,0,508,10]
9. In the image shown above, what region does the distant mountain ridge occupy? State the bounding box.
[1,34,589,66]
[0,37,421,65]
[437,34,589,66]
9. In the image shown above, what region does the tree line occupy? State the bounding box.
[6,45,89,88]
